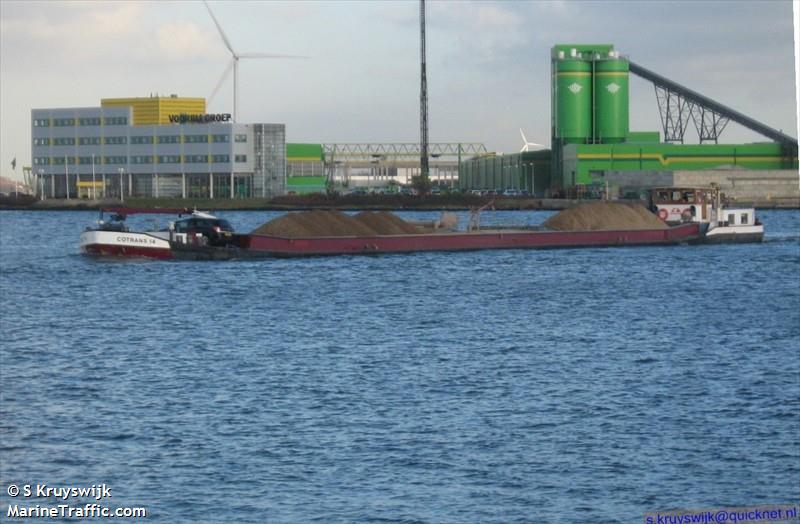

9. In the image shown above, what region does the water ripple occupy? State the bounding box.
[1,209,799,523]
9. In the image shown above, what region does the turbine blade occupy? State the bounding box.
[203,0,235,54]
[238,52,310,59]
[208,59,234,106]
[519,128,528,143]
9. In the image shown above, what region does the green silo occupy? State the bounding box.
[593,58,629,143]
[555,59,592,143]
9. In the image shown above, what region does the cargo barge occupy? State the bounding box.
[224,223,700,258]
[80,188,759,261]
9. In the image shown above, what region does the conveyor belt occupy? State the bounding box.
[629,61,797,149]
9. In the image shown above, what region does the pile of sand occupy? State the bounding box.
[250,210,420,237]
[544,202,668,231]
[354,211,420,235]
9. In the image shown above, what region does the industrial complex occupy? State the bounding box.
[26,43,798,202]
[459,44,797,201]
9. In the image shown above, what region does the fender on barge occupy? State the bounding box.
[189,222,701,259]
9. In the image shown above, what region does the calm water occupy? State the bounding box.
[1,209,798,523]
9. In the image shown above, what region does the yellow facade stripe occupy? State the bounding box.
[577,153,794,166]
[101,97,206,125]
[594,72,628,77]
[556,72,591,77]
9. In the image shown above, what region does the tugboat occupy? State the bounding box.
[648,186,764,243]
[80,208,237,259]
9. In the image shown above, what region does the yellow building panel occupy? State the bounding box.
[101,97,206,125]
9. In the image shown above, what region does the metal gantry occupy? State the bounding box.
[322,143,488,188]
[653,85,694,143]
[322,143,487,163]
[689,105,730,144]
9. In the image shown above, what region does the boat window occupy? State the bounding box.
[741,213,748,225]
[214,220,233,232]
[657,190,669,201]
[671,191,682,202]
[683,191,695,203]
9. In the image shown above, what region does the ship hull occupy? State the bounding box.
[240,223,701,257]
[80,230,173,260]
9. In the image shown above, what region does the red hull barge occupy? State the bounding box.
[229,223,701,258]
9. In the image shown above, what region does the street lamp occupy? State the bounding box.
[38,168,44,200]
[64,155,70,200]
[91,154,96,200]
[117,167,124,203]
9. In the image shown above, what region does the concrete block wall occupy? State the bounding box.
[673,170,799,207]
[604,169,799,207]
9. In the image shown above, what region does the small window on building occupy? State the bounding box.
[235,154,247,163]
[234,134,247,143]
[741,213,748,225]
[728,214,735,225]
[103,116,128,126]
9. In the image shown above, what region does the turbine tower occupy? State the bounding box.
[204,0,306,122]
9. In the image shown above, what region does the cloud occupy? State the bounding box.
[157,20,223,62]
[0,1,224,68]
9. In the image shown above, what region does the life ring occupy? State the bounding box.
[657,209,668,220]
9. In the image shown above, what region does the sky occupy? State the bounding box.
[0,0,798,182]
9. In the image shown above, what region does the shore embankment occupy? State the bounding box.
[1,193,797,211]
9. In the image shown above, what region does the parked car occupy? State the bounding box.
[430,187,442,195]
[469,189,483,196]
[502,188,519,197]
[519,190,531,197]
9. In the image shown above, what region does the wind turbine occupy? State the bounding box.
[519,128,546,152]
[204,0,306,122]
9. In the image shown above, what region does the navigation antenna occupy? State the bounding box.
[419,0,429,183]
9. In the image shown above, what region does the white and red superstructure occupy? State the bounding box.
[649,186,763,243]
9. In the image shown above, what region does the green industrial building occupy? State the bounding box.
[457,150,551,194]
[459,43,798,195]
[285,143,326,194]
